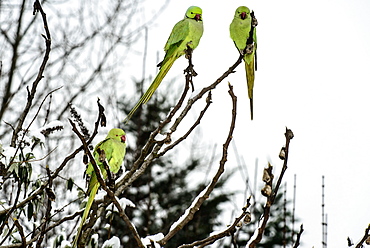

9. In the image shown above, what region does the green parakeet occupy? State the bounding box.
[124,6,204,123]
[73,128,126,247]
[230,6,257,120]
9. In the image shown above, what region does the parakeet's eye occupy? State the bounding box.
[191,12,194,14]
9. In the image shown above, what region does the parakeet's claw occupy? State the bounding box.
[185,42,194,59]
[106,176,115,191]
[183,44,197,91]
[251,11,258,27]
[96,148,106,163]
[245,43,254,54]
[184,64,198,77]
[184,45,198,76]
[184,64,197,91]
[252,19,258,28]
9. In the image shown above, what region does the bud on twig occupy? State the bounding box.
[262,167,272,183]
[243,211,251,224]
[261,185,272,197]
[279,147,286,160]
[285,127,294,140]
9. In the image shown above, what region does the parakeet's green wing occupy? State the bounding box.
[85,138,108,175]
[103,139,126,173]
[245,53,255,120]
[123,6,203,123]
[161,19,190,66]
[253,28,257,70]
[246,26,257,120]
[164,6,203,52]
[73,129,126,247]
[123,21,190,123]
[230,6,256,120]
[85,138,124,192]
[165,20,189,50]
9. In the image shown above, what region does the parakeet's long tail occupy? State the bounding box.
[72,183,99,247]
[245,55,255,120]
[124,55,177,123]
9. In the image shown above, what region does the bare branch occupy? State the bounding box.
[355,224,370,248]
[292,224,304,248]
[117,63,193,191]
[35,165,54,247]
[158,83,238,246]
[11,0,52,147]
[0,99,106,246]
[247,128,294,248]
[0,0,27,121]
[12,218,26,247]
[178,199,252,248]
[117,51,244,194]
[0,179,23,245]
[156,91,212,157]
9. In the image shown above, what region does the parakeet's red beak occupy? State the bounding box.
[195,14,201,21]
[240,12,247,20]
[121,135,126,143]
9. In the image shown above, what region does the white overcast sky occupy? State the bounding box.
[134,0,370,247]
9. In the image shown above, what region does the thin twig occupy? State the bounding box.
[292,224,304,248]
[118,65,192,191]
[156,91,212,157]
[35,165,54,248]
[0,178,22,245]
[8,147,57,166]
[0,211,82,248]
[52,99,105,181]
[271,128,294,203]
[117,51,244,194]
[12,218,26,247]
[0,184,45,216]
[248,128,294,248]
[355,224,370,248]
[26,86,62,132]
[158,83,238,246]
[0,100,106,248]
[178,199,251,248]
[11,0,52,147]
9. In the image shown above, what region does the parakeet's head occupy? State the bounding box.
[185,6,202,21]
[107,128,126,143]
[234,6,251,20]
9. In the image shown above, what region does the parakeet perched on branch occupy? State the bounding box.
[124,6,204,123]
[73,128,126,247]
[230,6,257,120]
